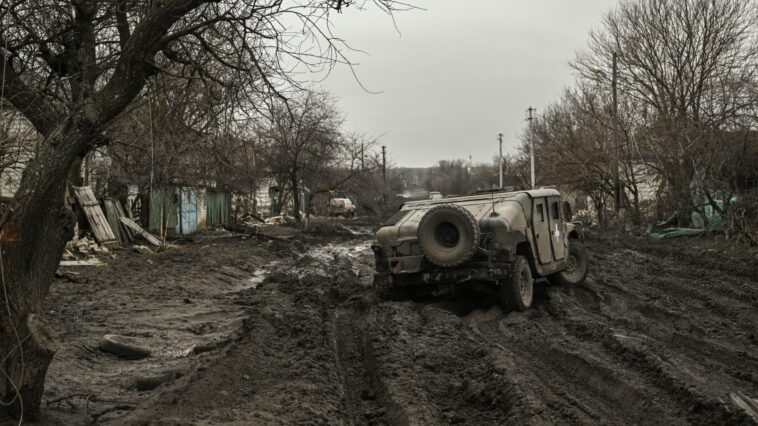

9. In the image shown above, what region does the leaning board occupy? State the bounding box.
[74,186,117,244]
[119,217,161,247]
[104,198,133,243]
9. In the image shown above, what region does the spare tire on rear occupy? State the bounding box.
[417,204,480,267]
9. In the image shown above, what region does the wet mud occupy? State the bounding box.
[18,230,758,425]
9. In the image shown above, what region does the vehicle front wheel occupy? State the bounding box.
[550,239,589,286]
[499,255,533,312]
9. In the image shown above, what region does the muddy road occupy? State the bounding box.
[17,229,758,425]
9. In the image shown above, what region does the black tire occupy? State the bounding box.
[550,239,589,286]
[417,204,480,267]
[499,255,533,312]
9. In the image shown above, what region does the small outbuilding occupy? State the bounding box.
[148,185,232,235]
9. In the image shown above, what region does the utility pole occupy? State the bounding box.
[612,52,621,213]
[381,145,386,182]
[527,106,536,188]
[361,142,365,171]
[498,133,504,189]
[381,145,387,215]
[148,81,154,196]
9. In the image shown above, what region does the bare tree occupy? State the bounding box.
[305,131,382,214]
[0,0,412,418]
[573,0,758,224]
[257,90,343,220]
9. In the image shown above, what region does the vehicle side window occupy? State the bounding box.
[536,203,545,222]
[551,201,560,220]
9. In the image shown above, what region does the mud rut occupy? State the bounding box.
[22,231,757,425]
[107,233,758,426]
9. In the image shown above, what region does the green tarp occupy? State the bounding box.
[646,225,704,238]
[646,194,736,239]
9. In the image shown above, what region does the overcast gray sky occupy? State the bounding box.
[319,0,618,168]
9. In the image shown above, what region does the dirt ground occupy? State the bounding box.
[4,227,758,425]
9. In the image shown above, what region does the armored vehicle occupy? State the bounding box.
[372,188,588,311]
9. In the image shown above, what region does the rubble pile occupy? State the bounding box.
[64,235,110,258]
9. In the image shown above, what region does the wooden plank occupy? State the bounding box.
[60,258,104,267]
[103,199,125,243]
[114,201,134,241]
[73,186,99,206]
[104,198,134,243]
[120,217,161,246]
[74,186,117,244]
[82,204,117,243]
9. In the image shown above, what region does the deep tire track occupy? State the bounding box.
[112,233,758,425]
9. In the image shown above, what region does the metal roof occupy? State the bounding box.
[403,188,560,208]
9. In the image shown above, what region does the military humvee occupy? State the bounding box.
[372,188,588,311]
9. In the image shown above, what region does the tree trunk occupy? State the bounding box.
[670,173,695,227]
[291,172,301,222]
[632,188,641,225]
[592,194,606,226]
[0,117,92,420]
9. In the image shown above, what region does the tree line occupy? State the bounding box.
[519,0,758,233]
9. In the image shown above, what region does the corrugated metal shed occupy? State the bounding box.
[177,187,198,234]
[207,189,231,226]
[149,187,178,232]
[149,185,231,234]
[197,188,207,230]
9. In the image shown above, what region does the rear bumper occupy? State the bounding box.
[372,243,425,274]
[375,263,509,288]
[386,255,424,274]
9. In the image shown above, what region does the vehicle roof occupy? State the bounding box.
[402,188,559,208]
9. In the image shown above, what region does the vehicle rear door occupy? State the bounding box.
[547,196,566,260]
[532,198,553,264]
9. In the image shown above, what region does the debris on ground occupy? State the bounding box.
[225,222,299,240]
[59,258,105,267]
[239,212,265,224]
[264,215,295,225]
[132,245,153,255]
[645,225,705,238]
[304,217,369,236]
[99,334,152,360]
[69,236,110,255]
[120,217,161,246]
[60,235,112,267]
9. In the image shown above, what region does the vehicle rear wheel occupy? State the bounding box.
[550,239,589,286]
[499,255,533,312]
[417,204,480,267]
